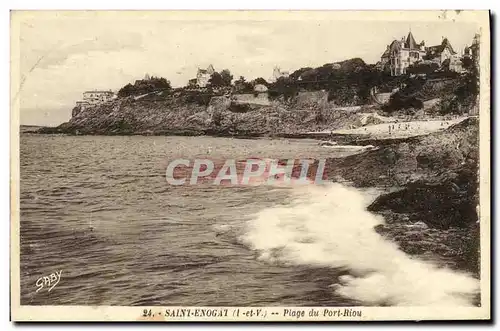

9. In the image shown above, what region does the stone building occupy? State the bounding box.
[269,66,289,83]
[195,64,215,87]
[73,90,115,116]
[425,37,462,71]
[380,32,463,75]
[380,31,427,76]
[463,33,480,65]
[82,90,115,104]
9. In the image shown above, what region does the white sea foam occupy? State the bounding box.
[239,183,479,306]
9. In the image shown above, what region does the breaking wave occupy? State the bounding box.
[239,183,479,306]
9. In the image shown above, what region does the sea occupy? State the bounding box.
[19,134,479,307]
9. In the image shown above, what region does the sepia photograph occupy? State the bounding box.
[10,10,490,321]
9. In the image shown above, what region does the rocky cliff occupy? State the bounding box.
[40,92,371,137]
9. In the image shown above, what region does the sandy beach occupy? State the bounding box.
[311,116,470,139]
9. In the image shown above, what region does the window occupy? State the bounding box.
[409,52,420,59]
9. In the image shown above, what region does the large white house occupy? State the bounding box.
[268,66,289,83]
[196,64,215,87]
[82,90,115,104]
[380,32,427,76]
[380,31,463,75]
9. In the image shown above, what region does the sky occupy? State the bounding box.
[15,12,479,126]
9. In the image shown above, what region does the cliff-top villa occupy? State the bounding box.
[187,64,216,88]
[463,33,481,65]
[380,31,465,76]
[82,90,115,104]
[269,66,289,83]
[198,65,216,87]
[75,90,115,111]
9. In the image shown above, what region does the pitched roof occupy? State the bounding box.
[441,38,456,54]
[383,40,402,56]
[427,38,457,56]
[405,31,419,49]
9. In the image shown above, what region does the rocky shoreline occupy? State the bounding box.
[324,117,480,278]
[31,113,481,279]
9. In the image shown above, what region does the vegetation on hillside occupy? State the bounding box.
[266,58,407,106]
[437,57,479,115]
[112,36,479,115]
[209,69,233,87]
[233,76,269,93]
[118,76,171,97]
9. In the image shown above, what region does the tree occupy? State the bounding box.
[234,76,252,92]
[441,59,451,71]
[209,69,233,87]
[117,76,171,97]
[208,72,224,87]
[118,83,134,97]
[289,67,314,81]
[383,92,423,113]
[220,69,233,86]
[268,76,296,102]
[439,43,479,115]
[251,77,269,86]
[461,56,474,71]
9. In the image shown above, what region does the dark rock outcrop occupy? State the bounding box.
[325,118,480,274]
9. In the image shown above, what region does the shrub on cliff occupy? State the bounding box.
[184,90,213,106]
[234,76,253,93]
[251,77,269,87]
[407,62,440,75]
[327,86,358,105]
[268,77,298,102]
[209,69,233,87]
[437,69,478,115]
[283,59,394,106]
[118,76,171,97]
[383,92,423,113]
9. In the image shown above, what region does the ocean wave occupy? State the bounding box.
[239,183,479,306]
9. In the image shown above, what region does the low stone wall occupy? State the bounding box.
[231,93,270,106]
[293,90,328,108]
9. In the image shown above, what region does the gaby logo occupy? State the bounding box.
[165,158,328,186]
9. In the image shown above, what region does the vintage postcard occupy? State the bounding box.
[11,10,490,321]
